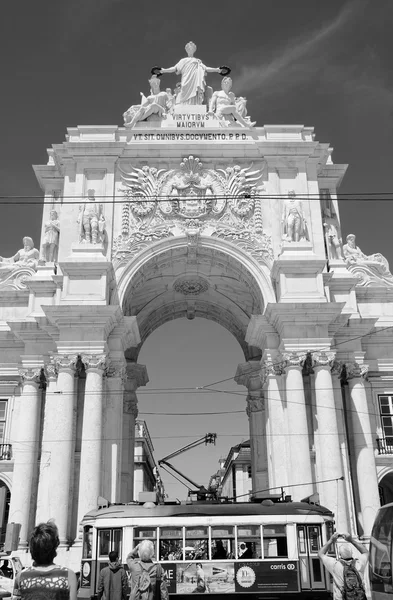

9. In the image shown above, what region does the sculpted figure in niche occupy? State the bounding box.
[281,191,309,242]
[158,41,221,105]
[0,236,40,274]
[123,75,171,128]
[209,77,255,128]
[41,209,60,262]
[323,217,342,260]
[77,189,106,244]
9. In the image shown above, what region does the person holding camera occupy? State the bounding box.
[318,532,368,600]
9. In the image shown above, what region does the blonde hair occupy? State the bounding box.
[138,539,155,561]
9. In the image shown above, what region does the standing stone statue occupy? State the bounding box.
[77,189,105,244]
[281,191,309,242]
[157,41,222,105]
[0,237,40,274]
[209,77,255,127]
[41,209,60,262]
[123,76,171,128]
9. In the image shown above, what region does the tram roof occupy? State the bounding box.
[83,501,333,523]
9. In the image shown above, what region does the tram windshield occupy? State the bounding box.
[370,504,393,585]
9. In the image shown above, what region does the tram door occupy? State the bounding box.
[297,525,326,590]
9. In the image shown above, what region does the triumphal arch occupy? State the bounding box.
[1,42,393,564]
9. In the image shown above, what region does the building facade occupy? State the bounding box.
[0,47,392,567]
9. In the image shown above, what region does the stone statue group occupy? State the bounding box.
[123,41,255,129]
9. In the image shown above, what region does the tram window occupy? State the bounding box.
[82,526,93,559]
[99,530,111,557]
[98,529,123,558]
[185,527,208,560]
[370,506,393,582]
[159,527,182,561]
[211,526,234,559]
[263,525,288,558]
[308,526,321,553]
[237,526,260,559]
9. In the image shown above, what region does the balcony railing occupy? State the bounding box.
[376,437,393,455]
[0,444,12,460]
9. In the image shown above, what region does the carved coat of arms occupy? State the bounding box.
[113,156,273,267]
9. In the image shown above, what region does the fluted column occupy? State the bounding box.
[346,362,380,537]
[282,352,313,500]
[9,367,43,547]
[261,358,288,492]
[36,356,77,543]
[77,354,107,527]
[104,364,126,503]
[312,352,346,519]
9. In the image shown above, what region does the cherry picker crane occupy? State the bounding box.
[158,433,217,501]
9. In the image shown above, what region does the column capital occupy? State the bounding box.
[45,363,58,382]
[52,354,78,373]
[18,367,42,386]
[345,361,369,381]
[235,361,261,391]
[81,353,108,373]
[246,394,264,417]
[124,393,138,418]
[281,351,307,369]
[312,351,336,369]
[106,364,127,382]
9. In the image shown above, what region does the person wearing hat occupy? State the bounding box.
[318,532,368,599]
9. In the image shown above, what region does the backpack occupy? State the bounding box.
[138,563,152,598]
[340,560,367,600]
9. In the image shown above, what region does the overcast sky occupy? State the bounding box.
[1,0,392,499]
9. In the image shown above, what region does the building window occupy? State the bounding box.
[0,402,7,443]
[379,395,393,447]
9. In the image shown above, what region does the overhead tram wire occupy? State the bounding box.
[0,192,392,205]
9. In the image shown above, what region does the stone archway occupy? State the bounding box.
[117,236,275,362]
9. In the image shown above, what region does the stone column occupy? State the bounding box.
[9,367,43,547]
[36,356,77,543]
[312,352,346,521]
[346,362,380,538]
[261,359,288,493]
[104,365,126,503]
[121,363,147,502]
[235,362,268,497]
[77,354,107,528]
[282,352,313,500]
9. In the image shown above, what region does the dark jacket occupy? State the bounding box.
[97,561,128,600]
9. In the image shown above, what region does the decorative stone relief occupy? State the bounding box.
[18,367,42,385]
[106,365,127,382]
[53,355,78,372]
[345,361,369,381]
[312,351,336,368]
[0,237,39,290]
[77,190,106,244]
[281,351,307,369]
[41,210,60,263]
[113,156,272,267]
[281,191,309,242]
[260,361,285,386]
[173,276,209,296]
[343,234,393,287]
[123,393,138,418]
[246,394,264,417]
[81,354,108,372]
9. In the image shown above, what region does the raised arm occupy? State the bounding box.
[342,532,369,555]
[205,66,221,73]
[318,532,339,558]
[160,66,177,74]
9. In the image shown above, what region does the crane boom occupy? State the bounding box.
[158,433,217,499]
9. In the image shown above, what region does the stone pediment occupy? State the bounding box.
[113,156,272,268]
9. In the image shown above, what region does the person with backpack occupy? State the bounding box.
[318,531,368,600]
[127,540,168,600]
[97,551,128,600]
